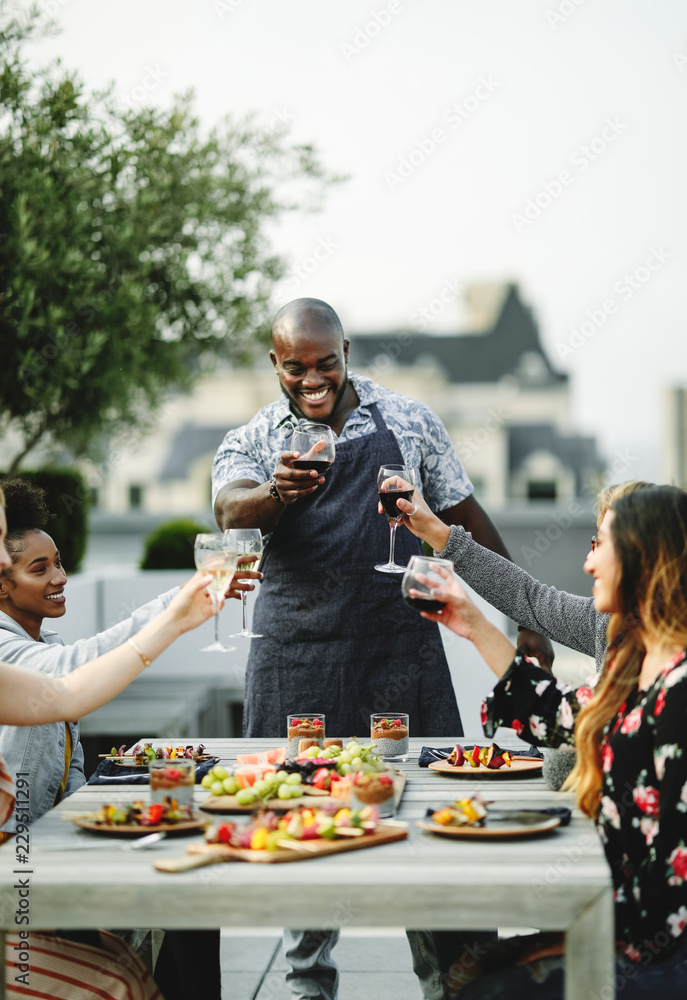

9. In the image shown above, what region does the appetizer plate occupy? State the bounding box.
[418,809,560,840]
[72,814,207,835]
[200,770,407,814]
[428,757,543,778]
[106,755,215,769]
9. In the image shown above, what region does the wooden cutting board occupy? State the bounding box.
[153,821,408,871]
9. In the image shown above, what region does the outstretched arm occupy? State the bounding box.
[0,572,216,726]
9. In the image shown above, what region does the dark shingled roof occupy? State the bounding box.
[508,424,604,496]
[348,285,567,385]
[159,424,231,482]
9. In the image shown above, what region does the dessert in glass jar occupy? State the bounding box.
[287,714,325,760]
[370,713,409,761]
[148,758,195,807]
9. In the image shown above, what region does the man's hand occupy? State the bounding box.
[226,555,263,600]
[273,449,326,504]
[516,628,555,671]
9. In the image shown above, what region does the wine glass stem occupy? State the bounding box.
[214,611,220,646]
[388,521,398,565]
[241,591,248,631]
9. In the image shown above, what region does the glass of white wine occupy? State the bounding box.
[194,533,238,652]
[224,528,263,638]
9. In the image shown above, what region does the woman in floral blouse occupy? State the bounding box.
[415,485,687,998]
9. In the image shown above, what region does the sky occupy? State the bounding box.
[26,0,687,479]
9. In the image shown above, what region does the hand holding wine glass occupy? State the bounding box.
[224,528,263,638]
[375,464,417,573]
[193,533,238,652]
[404,559,483,639]
[291,422,336,476]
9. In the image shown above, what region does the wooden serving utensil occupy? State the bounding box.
[154,852,236,873]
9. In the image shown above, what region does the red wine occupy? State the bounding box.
[293,460,333,474]
[378,489,413,521]
[404,595,447,613]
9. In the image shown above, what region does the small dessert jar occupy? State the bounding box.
[370,713,409,761]
[348,769,396,818]
[287,713,325,760]
[148,758,195,807]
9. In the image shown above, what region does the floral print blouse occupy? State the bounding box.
[482,650,687,962]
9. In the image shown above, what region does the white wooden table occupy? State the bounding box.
[0,735,614,1000]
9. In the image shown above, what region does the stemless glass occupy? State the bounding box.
[194,533,237,652]
[224,528,263,638]
[401,555,455,614]
[291,422,336,477]
[375,464,417,573]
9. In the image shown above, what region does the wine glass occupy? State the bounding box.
[193,533,238,652]
[401,555,455,614]
[224,528,263,638]
[375,464,417,573]
[291,422,336,477]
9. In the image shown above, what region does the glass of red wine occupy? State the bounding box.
[401,555,454,613]
[291,422,336,477]
[375,464,417,573]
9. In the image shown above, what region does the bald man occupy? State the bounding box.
[211,298,551,1000]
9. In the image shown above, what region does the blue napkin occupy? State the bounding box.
[87,757,219,785]
[418,744,544,767]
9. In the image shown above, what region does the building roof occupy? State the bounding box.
[508,423,604,495]
[159,424,231,482]
[348,283,567,386]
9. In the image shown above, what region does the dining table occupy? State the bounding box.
[0,733,614,1000]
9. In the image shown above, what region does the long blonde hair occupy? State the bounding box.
[569,487,687,817]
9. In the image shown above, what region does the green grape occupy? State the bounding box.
[286,773,302,785]
[351,757,363,770]
[236,788,257,804]
[201,774,214,789]
[289,785,303,798]
[338,751,353,764]
[275,770,289,782]
[211,780,225,797]
[222,776,240,795]
[339,763,352,775]
[277,784,292,800]
[212,765,229,780]
[254,779,271,795]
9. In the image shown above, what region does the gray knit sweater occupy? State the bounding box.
[438,525,609,790]
[439,525,608,669]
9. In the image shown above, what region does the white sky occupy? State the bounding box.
[29,0,687,479]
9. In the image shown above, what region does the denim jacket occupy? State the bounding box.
[0,589,177,833]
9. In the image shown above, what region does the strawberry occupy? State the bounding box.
[312,718,323,726]
[291,718,302,727]
[393,719,401,727]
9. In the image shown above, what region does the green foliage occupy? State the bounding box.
[0,468,89,573]
[140,518,212,570]
[0,2,340,473]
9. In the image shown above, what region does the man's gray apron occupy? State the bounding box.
[244,403,463,739]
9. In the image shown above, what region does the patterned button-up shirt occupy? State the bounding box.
[211,372,473,513]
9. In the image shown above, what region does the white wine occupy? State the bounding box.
[206,566,236,595]
[241,554,262,571]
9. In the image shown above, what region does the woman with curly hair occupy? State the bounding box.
[413,486,687,998]
[0,477,257,835]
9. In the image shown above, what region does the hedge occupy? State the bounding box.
[0,468,89,574]
[140,518,213,570]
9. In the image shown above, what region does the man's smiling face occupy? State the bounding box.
[270,310,350,426]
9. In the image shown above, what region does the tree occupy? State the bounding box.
[0,3,339,473]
